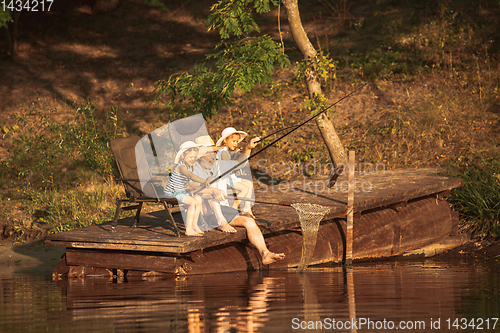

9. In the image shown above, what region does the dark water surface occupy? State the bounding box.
[1,260,500,332]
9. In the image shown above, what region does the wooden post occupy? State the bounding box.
[345,150,355,264]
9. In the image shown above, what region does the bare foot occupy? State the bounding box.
[262,251,285,265]
[185,230,204,237]
[219,223,237,233]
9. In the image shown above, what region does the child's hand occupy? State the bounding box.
[206,176,216,184]
[211,188,226,201]
[248,137,260,149]
[204,177,214,187]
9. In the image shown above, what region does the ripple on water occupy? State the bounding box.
[0,260,499,332]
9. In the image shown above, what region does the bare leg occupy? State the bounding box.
[240,178,255,215]
[201,198,211,216]
[193,196,204,234]
[232,182,249,211]
[229,216,285,265]
[183,195,203,236]
[207,199,236,233]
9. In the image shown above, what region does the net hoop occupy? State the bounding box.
[291,203,331,226]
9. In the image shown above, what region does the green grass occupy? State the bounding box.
[445,156,500,239]
[0,100,125,242]
[6,183,120,239]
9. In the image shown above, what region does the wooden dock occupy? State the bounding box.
[45,168,465,278]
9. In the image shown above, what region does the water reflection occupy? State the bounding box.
[1,260,500,332]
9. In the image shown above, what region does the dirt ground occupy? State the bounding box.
[1,0,219,130]
[0,0,421,161]
[2,0,497,167]
[432,238,500,264]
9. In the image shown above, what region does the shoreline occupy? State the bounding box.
[1,235,498,276]
[0,239,66,275]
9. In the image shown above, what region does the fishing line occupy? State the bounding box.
[193,84,365,195]
[255,124,302,143]
[249,84,364,160]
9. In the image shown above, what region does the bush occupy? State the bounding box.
[64,102,120,179]
[446,155,500,239]
[1,101,124,240]
[6,101,120,189]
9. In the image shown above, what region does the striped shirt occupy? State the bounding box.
[164,162,190,193]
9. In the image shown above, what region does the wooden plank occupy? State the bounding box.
[66,248,177,273]
[46,212,250,253]
[45,240,187,253]
[253,168,462,211]
[46,227,250,253]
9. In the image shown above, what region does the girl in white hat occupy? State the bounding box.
[216,127,260,217]
[164,141,211,236]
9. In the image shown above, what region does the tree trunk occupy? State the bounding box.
[5,11,21,59]
[11,11,21,59]
[281,0,348,168]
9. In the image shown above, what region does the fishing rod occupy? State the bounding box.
[247,123,317,146]
[193,84,365,195]
[254,124,301,143]
[247,89,359,147]
[249,84,365,160]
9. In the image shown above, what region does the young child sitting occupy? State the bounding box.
[216,127,259,217]
[164,141,211,236]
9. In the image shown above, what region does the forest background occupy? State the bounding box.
[0,0,499,243]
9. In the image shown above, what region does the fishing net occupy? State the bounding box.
[291,203,331,271]
[291,203,331,225]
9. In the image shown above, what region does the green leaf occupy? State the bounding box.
[206,0,275,39]
[143,0,168,11]
[155,35,290,118]
[0,9,12,30]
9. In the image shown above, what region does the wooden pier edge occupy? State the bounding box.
[45,168,466,278]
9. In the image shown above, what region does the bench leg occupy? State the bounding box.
[162,201,181,237]
[133,202,143,228]
[111,200,123,233]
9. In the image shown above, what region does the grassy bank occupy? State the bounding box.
[1,0,499,242]
[0,101,124,240]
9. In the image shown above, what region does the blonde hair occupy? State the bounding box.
[223,133,242,145]
[181,147,198,160]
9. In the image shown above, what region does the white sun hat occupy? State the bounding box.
[174,141,208,164]
[194,135,222,151]
[216,127,248,147]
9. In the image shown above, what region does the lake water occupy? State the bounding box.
[1,259,500,332]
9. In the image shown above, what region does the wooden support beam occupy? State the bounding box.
[437,189,451,198]
[65,248,177,273]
